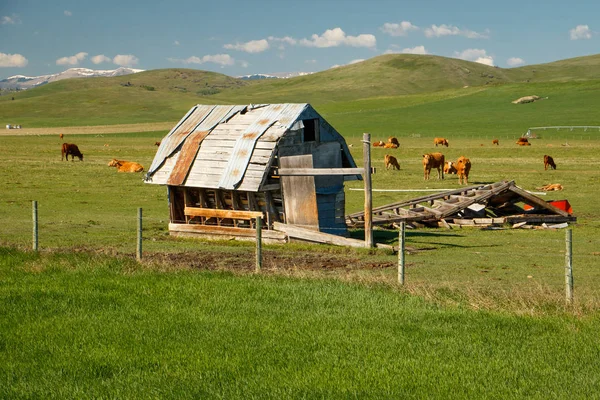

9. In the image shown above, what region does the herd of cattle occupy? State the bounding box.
[57,133,558,183]
[375,136,558,186]
[59,136,145,173]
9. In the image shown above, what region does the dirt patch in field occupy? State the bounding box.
[143,249,397,273]
[0,122,175,136]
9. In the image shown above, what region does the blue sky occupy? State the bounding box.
[1,0,598,79]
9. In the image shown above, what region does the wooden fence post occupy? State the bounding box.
[32,200,38,252]
[398,222,405,285]
[565,228,573,304]
[363,133,373,248]
[256,216,262,272]
[137,207,142,261]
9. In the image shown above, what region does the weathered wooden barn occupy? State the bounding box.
[145,103,360,243]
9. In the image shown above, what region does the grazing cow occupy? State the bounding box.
[544,155,557,170]
[516,137,531,146]
[108,158,144,173]
[422,152,445,180]
[492,139,499,145]
[384,154,400,170]
[388,136,400,147]
[372,140,385,147]
[59,133,64,140]
[61,143,83,161]
[434,137,449,147]
[537,183,563,191]
[455,156,472,185]
[154,141,161,146]
[444,161,457,174]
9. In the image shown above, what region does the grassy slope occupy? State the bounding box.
[2,249,599,398]
[2,53,599,127]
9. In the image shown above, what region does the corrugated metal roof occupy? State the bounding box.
[167,105,244,185]
[147,105,215,175]
[218,104,307,189]
[145,103,358,192]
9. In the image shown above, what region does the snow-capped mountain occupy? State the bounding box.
[0,67,144,90]
[237,71,313,80]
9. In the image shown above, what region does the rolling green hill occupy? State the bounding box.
[1,53,599,128]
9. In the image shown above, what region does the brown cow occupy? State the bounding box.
[59,133,64,140]
[384,154,400,170]
[372,140,385,147]
[108,159,144,173]
[422,152,445,180]
[444,161,457,174]
[434,137,449,147]
[154,141,161,146]
[384,142,399,149]
[61,143,83,161]
[537,183,563,191]
[516,137,531,146]
[388,136,400,147]
[544,155,557,170]
[492,139,499,145]
[455,156,472,185]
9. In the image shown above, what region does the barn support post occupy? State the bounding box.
[565,228,573,305]
[32,200,38,252]
[137,207,143,261]
[363,132,373,248]
[255,216,262,272]
[398,222,405,285]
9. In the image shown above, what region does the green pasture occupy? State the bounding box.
[2,248,600,398]
[1,131,599,313]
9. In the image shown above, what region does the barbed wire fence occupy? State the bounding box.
[3,200,599,309]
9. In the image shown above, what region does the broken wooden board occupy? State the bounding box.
[273,222,395,250]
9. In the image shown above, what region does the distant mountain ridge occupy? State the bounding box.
[237,72,313,80]
[0,67,144,90]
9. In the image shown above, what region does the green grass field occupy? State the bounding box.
[2,248,600,399]
[2,54,600,397]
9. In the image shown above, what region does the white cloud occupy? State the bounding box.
[224,39,270,53]
[0,52,28,67]
[570,25,592,40]
[454,48,494,66]
[425,24,490,39]
[240,60,249,68]
[64,10,72,17]
[169,54,235,66]
[268,36,297,47]
[402,45,429,55]
[113,54,139,67]
[56,52,88,66]
[305,59,317,64]
[507,57,524,67]
[174,40,180,46]
[91,54,111,64]
[348,59,365,65]
[1,14,20,24]
[300,27,376,48]
[381,21,419,36]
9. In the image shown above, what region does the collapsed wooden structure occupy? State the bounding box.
[144,103,360,243]
[346,181,576,229]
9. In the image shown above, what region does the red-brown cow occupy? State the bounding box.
[422,152,445,180]
[434,137,449,147]
[455,156,472,185]
[108,159,144,173]
[384,154,400,170]
[61,143,83,161]
[544,155,557,170]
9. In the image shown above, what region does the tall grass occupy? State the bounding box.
[1,248,599,398]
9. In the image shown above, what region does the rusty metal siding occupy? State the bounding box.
[147,105,214,176]
[147,105,245,184]
[218,104,307,190]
